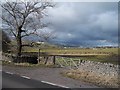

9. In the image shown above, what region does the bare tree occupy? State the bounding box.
[39,29,56,42]
[1,1,54,56]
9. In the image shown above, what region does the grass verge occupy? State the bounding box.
[2,60,58,68]
[61,69,119,88]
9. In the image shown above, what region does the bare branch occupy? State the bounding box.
[1,1,55,56]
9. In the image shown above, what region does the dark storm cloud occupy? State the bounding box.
[45,2,118,46]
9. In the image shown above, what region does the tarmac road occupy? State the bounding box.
[1,71,115,90]
[3,66,100,88]
[2,71,70,89]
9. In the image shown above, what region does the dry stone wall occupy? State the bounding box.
[78,60,119,78]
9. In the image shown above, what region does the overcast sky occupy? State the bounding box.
[43,2,118,47]
[1,1,118,47]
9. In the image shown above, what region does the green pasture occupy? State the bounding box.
[22,47,119,65]
[23,47,118,55]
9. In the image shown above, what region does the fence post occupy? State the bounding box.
[79,59,81,65]
[53,56,56,65]
[38,49,40,63]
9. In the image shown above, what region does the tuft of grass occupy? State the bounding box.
[2,60,58,68]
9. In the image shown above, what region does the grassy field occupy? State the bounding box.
[23,47,118,54]
[10,40,119,65]
[22,47,119,65]
[11,40,118,55]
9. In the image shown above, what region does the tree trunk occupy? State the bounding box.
[16,28,22,56]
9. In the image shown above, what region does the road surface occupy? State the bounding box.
[1,71,115,90]
[3,66,100,88]
[2,71,70,89]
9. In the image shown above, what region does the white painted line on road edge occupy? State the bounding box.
[41,81,70,88]
[5,72,13,75]
[21,76,31,79]
[55,84,70,88]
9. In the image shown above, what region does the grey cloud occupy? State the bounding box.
[45,2,118,46]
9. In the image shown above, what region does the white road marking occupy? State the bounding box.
[5,71,31,80]
[55,84,70,88]
[0,70,2,72]
[5,72,13,75]
[41,81,70,88]
[21,76,31,79]
[4,71,69,88]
